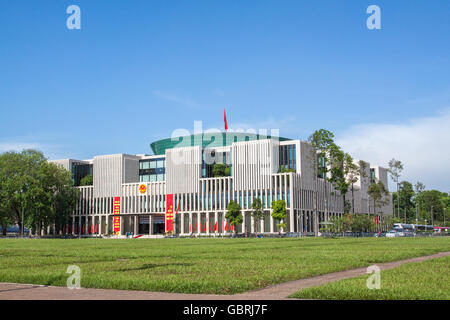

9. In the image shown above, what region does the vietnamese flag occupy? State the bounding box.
[225,221,228,231]
[95,224,98,233]
[62,225,65,234]
[224,108,228,132]
[204,222,207,232]
[214,221,217,232]
[91,224,94,234]
[210,222,213,231]
[82,224,85,234]
[194,222,197,232]
[189,223,191,232]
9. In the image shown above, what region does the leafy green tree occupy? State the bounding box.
[416,190,445,225]
[414,181,426,223]
[0,150,46,235]
[212,163,230,177]
[225,200,242,236]
[350,214,375,232]
[0,150,79,236]
[271,199,287,235]
[280,166,295,173]
[251,198,264,234]
[388,158,404,218]
[327,144,357,213]
[368,180,390,217]
[397,181,415,223]
[80,174,93,186]
[307,129,335,234]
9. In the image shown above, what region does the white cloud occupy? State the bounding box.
[153,90,201,109]
[0,142,41,153]
[0,141,67,160]
[336,109,450,191]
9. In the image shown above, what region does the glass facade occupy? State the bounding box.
[279,144,296,172]
[139,158,166,182]
[317,153,326,179]
[370,168,376,183]
[150,132,291,155]
[71,162,93,186]
[202,149,231,178]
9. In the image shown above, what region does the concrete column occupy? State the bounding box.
[289,208,294,233]
[181,212,185,235]
[250,212,255,233]
[134,215,138,235]
[189,212,193,234]
[214,211,218,235]
[242,212,246,234]
[120,215,123,236]
[270,210,274,233]
[206,212,210,234]
[99,216,102,235]
[149,215,153,235]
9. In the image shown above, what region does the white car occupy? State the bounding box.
[385,230,397,238]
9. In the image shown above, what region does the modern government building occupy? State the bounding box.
[51,131,393,237]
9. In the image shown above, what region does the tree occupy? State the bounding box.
[0,150,46,235]
[212,163,230,177]
[307,129,335,234]
[367,180,390,218]
[416,190,445,225]
[396,181,415,223]
[350,214,375,233]
[80,174,93,186]
[280,166,295,173]
[0,150,79,236]
[251,198,264,235]
[327,144,359,214]
[388,158,403,219]
[271,199,287,235]
[225,200,242,237]
[413,181,425,223]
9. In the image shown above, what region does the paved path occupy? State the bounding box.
[1,251,449,300]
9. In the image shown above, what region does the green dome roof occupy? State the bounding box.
[150,132,291,155]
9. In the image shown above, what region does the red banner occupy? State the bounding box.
[166,194,174,232]
[114,197,121,234]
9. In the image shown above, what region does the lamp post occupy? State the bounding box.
[431,205,434,226]
[21,207,24,237]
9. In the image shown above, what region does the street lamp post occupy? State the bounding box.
[431,206,434,226]
[21,207,24,237]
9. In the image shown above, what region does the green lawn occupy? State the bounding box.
[291,256,450,300]
[0,237,449,294]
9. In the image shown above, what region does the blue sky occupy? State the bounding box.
[0,1,449,190]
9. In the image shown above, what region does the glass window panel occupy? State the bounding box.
[150,160,157,169]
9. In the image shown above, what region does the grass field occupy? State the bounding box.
[0,237,449,294]
[291,256,450,300]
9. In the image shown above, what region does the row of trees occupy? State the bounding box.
[392,181,449,226]
[387,158,449,226]
[307,130,390,217]
[0,150,79,236]
[225,198,287,236]
[321,214,396,233]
